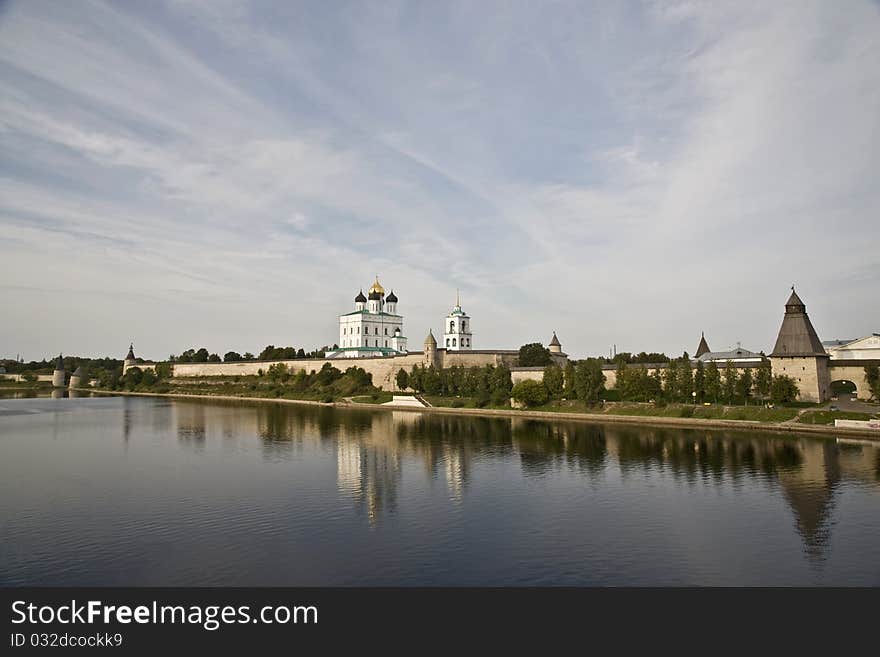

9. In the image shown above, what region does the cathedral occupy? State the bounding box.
[326,278,408,359]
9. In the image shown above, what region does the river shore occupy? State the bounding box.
[79,388,880,441]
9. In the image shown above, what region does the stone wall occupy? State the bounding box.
[770,356,831,403]
[145,348,569,392]
[827,362,876,401]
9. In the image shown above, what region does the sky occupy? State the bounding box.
[1,0,878,362]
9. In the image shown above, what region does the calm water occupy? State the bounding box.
[1,394,878,586]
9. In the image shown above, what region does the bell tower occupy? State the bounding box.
[443,290,472,351]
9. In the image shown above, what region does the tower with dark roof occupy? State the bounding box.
[548,332,562,354]
[52,353,66,388]
[695,332,711,358]
[423,329,439,368]
[769,287,830,402]
[123,343,137,372]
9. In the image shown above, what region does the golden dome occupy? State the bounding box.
[368,276,385,295]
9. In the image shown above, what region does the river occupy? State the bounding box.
[1,394,878,585]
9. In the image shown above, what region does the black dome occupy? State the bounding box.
[386,290,398,303]
[354,290,367,303]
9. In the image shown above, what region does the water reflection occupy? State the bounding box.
[152,400,879,553]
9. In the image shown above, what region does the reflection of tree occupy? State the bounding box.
[158,399,879,554]
[174,401,206,444]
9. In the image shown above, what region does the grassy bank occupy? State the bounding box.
[797,410,878,425]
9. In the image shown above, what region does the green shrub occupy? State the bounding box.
[511,379,549,407]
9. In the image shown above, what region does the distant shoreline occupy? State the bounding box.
[78,388,880,442]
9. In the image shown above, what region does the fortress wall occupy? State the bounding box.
[170,353,427,391]
[771,357,830,402]
[510,369,545,384]
[827,363,873,400]
[603,363,762,391]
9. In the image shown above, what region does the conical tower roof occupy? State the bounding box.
[424,329,437,347]
[55,353,65,370]
[771,287,826,357]
[72,365,85,376]
[695,332,710,358]
[126,343,135,360]
[549,332,561,347]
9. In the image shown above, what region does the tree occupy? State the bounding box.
[267,362,290,382]
[693,360,706,403]
[543,364,564,399]
[422,365,442,395]
[296,348,306,358]
[770,375,799,403]
[121,367,143,390]
[511,379,549,407]
[21,371,38,383]
[243,352,255,360]
[155,362,173,379]
[194,348,210,363]
[755,358,772,400]
[704,361,721,403]
[208,353,221,363]
[490,363,513,403]
[141,369,157,387]
[677,353,693,402]
[564,362,576,399]
[224,351,242,362]
[723,361,738,404]
[518,343,551,367]
[736,367,753,404]
[865,363,880,401]
[316,362,342,386]
[662,359,679,401]
[396,368,409,391]
[573,358,605,405]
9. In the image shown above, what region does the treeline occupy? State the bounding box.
[613,354,799,404]
[172,345,335,363]
[599,351,670,365]
[100,361,375,402]
[511,360,605,407]
[1,356,122,377]
[397,364,514,406]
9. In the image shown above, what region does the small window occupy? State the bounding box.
[446,338,450,347]
[453,338,457,347]
[375,327,379,335]
[385,327,388,335]
[450,321,455,332]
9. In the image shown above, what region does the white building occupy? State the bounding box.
[326,278,408,359]
[443,291,472,351]
[823,334,880,360]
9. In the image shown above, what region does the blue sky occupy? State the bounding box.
[1,0,878,361]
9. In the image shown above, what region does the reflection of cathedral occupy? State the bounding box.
[336,431,401,524]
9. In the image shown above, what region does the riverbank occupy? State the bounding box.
[80,388,880,441]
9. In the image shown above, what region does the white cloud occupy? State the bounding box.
[0,0,877,360]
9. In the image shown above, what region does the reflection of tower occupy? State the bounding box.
[336,428,401,525]
[777,440,841,561]
[122,396,133,444]
[443,444,470,502]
